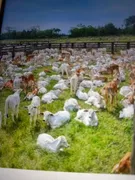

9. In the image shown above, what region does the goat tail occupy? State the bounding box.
[4,99,9,118]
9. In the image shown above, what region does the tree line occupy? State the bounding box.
[0,15,135,40]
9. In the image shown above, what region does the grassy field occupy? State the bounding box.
[0,60,133,173]
[1,35,135,44]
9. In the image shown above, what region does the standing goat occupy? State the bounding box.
[26,96,40,125]
[4,89,22,125]
[101,78,120,110]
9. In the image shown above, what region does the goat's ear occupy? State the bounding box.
[84,109,89,112]
[49,113,54,116]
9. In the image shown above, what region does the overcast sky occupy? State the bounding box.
[2,0,135,34]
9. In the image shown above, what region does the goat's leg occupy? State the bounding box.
[114,93,117,106]
[33,113,37,126]
[62,69,64,77]
[30,116,33,125]
[11,111,15,123]
[109,95,113,111]
[4,116,7,125]
[16,104,19,119]
[66,69,69,78]
[37,107,40,119]
[70,84,73,94]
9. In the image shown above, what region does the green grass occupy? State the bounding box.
[1,35,135,44]
[0,61,133,173]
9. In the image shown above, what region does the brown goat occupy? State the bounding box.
[112,152,131,174]
[101,78,119,110]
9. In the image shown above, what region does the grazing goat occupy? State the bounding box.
[112,152,131,174]
[37,133,69,153]
[43,110,70,129]
[4,89,21,125]
[26,96,40,125]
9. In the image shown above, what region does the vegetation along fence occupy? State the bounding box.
[0,41,135,57]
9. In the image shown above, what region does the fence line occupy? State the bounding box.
[0,41,135,57]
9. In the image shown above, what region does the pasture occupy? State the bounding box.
[0,56,133,173]
[1,35,135,44]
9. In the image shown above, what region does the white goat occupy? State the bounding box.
[43,110,70,129]
[4,89,21,125]
[80,80,93,88]
[13,76,22,91]
[59,63,70,78]
[70,74,79,94]
[50,75,61,81]
[119,105,134,119]
[76,86,88,101]
[39,71,46,77]
[38,87,47,94]
[41,92,58,104]
[26,96,40,125]
[85,96,106,109]
[0,77,4,90]
[75,109,98,126]
[64,98,80,112]
[53,81,68,90]
[37,133,69,153]
[120,86,133,97]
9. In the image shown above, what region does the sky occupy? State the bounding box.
[1,0,135,34]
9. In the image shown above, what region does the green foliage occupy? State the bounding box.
[1,15,135,40]
[124,15,135,28]
[0,60,133,173]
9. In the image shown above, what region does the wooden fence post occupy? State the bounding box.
[12,45,15,58]
[49,43,51,49]
[127,42,130,49]
[0,47,2,57]
[59,43,62,50]
[131,101,135,174]
[71,43,74,49]
[24,45,26,53]
[84,42,86,48]
[111,42,114,54]
[98,42,100,48]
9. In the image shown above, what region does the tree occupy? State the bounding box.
[5,26,14,33]
[104,23,118,35]
[124,15,135,28]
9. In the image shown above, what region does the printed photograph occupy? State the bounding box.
[0,0,135,174]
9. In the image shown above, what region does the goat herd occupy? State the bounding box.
[0,47,135,173]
